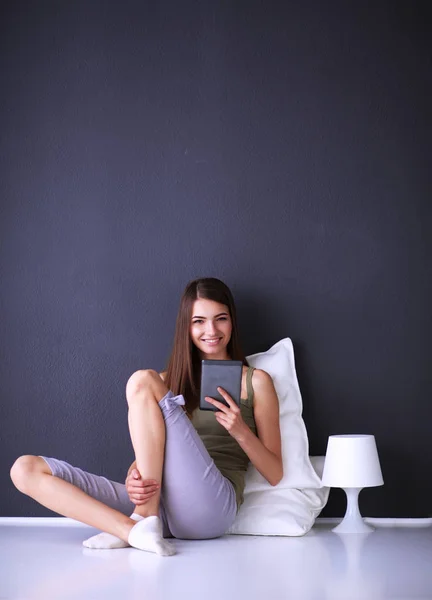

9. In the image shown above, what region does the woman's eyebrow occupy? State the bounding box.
[192,312,228,319]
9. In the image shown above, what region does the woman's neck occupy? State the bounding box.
[200,351,231,361]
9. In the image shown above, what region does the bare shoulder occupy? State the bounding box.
[251,368,280,437]
[251,368,274,390]
[251,369,278,411]
[159,371,167,382]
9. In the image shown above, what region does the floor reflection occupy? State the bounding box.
[324,531,385,599]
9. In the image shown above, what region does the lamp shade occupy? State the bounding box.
[321,435,384,488]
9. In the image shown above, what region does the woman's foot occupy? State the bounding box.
[128,516,176,556]
[82,513,144,549]
[83,532,130,549]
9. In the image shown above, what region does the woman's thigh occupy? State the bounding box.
[158,391,237,540]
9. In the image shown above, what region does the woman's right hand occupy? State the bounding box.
[125,468,160,506]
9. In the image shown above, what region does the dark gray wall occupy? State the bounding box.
[1,1,431,518]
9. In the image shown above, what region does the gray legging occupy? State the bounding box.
[40,390,237,539]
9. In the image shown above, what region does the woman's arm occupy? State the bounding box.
[236,369,283,486]
[206,369,283,486]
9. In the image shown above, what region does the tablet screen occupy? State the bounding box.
[199,359,243,411]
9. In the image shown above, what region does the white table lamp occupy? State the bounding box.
[321,434,384,534]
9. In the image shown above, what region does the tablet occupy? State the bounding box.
[199,359,243,411]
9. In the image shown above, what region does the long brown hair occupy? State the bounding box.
[164,278,248,414]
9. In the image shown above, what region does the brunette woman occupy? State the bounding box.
[10,278,282,556]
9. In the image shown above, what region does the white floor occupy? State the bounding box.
[1,519,432,600]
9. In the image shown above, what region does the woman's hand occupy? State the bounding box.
[205,387,249,442]
[125,468,160,506]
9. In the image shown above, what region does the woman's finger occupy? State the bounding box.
[127,485,149,495]
[205,396,230,414]
[217,387,239,412]
[129,482,159,491]
[131,492,156,502]
[129,490,158,500]
[130,485,159,494]
[128,482,159,491]
[132,499,144,505]
[215,412,228,424]
[128,476,159,486]
[128,490,157,499]
[137,489,158,497]
[130,492,157,505]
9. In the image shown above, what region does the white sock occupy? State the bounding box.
[128,516,176,556]
[82,513,144,549]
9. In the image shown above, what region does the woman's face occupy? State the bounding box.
[190,298,232,360]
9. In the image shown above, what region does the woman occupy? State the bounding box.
[10,278,283,556]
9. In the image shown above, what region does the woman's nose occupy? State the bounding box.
[205,322,217,334]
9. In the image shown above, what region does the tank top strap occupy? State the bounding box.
[246,366,255,407]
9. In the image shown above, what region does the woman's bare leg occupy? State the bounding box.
[81,369,175,552]
[10,456,135,541]
[10,369,174,554]
[125,369,169,518]
[117,369,175,554]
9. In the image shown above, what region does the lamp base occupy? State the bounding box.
[332,487,375,534]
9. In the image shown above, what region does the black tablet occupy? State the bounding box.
[199,359,243,411]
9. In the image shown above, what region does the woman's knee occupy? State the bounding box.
[126,369,162,403]
[10,455,50,493]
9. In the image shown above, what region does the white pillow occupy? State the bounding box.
[227,338,330,536]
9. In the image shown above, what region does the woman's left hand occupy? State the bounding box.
[205,387,249,442]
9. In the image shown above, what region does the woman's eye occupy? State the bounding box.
[192,317,227,324]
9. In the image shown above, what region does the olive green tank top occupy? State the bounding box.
[191,366,257,511]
